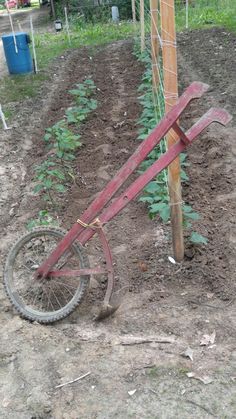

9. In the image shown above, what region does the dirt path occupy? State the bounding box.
[0,6,49,78]
[0,34,235,418]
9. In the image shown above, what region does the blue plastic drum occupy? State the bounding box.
[2,32,33,75]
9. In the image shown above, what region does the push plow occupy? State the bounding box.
[3,82,232,323]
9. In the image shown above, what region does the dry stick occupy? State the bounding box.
[117,335,175,345]
[185,399,216,418]
[160,0,184,262]
[55,371,91,389]
[140,0,145,52]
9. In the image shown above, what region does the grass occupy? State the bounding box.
[175,0,236,32]
[34,22,137,68]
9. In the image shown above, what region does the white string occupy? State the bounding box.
[135,0,184,206]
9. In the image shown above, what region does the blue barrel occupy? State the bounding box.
[2,32,33,75]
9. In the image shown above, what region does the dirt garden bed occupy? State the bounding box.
[0,29,235,418]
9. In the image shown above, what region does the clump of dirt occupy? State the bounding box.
[0,33,235,419]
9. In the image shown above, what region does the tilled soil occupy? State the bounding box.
[0,30,235,418]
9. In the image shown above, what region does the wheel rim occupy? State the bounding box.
[5,230,88,319]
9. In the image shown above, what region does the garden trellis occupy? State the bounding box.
[134,0,184,261]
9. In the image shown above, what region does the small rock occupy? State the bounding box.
[128,389,137,396]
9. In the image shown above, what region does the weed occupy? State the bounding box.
[148,366,161,377]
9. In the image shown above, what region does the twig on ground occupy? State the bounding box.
[117,335,176,345]
[189,299,235,309]
[185,399,216,418]
[55,371,91,389]
[149,388,158,395]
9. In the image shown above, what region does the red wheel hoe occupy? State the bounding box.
[4,82,232,323]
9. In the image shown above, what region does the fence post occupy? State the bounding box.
[160,0,184,262]
[186,0,189,29]
[150,0,159,90]
[51,0,56,20]
[140,0,145,52]
[132,0,136,23]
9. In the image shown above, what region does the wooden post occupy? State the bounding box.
[186,0,189,29]
[131,0,136,23]
[150,0,159,90]
[51,0,56,19]
[140,0,145,52]
[160,0,184,262]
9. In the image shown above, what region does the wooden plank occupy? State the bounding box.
[160,0,184,262]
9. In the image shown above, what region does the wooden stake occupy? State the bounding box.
[186,0,189,29]
[64,7,71,45]
[6,6,18,54]
[140,0,145,52]
[50,0,56,20]
[150,0,159,90]
[160,0,184,262]
[132,0,136,23]
[30,16,38,73]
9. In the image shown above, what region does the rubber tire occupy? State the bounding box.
[4,227,90,324]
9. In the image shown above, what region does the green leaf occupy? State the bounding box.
[190,232,208,245]
[184,211,201,220]
[150,202,168,212]
[44,133,52,142]
[139,196,154,204]
[182,205,193,213]
[54,184,67,193]
[33,184,44,193]
[160,206,170,223]
[44,179,53,189]
[181,170,189,181]
[144,181,160,194]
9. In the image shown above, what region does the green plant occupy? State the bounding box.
[34,159,67,205]
[33,79,98,209]
[135,46,207,244]
[26,210,59,230]
[66,79,98,123]
[69,78,96,99]
[44,120,82,163]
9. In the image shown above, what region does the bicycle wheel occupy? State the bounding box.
[4,227,90,324]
